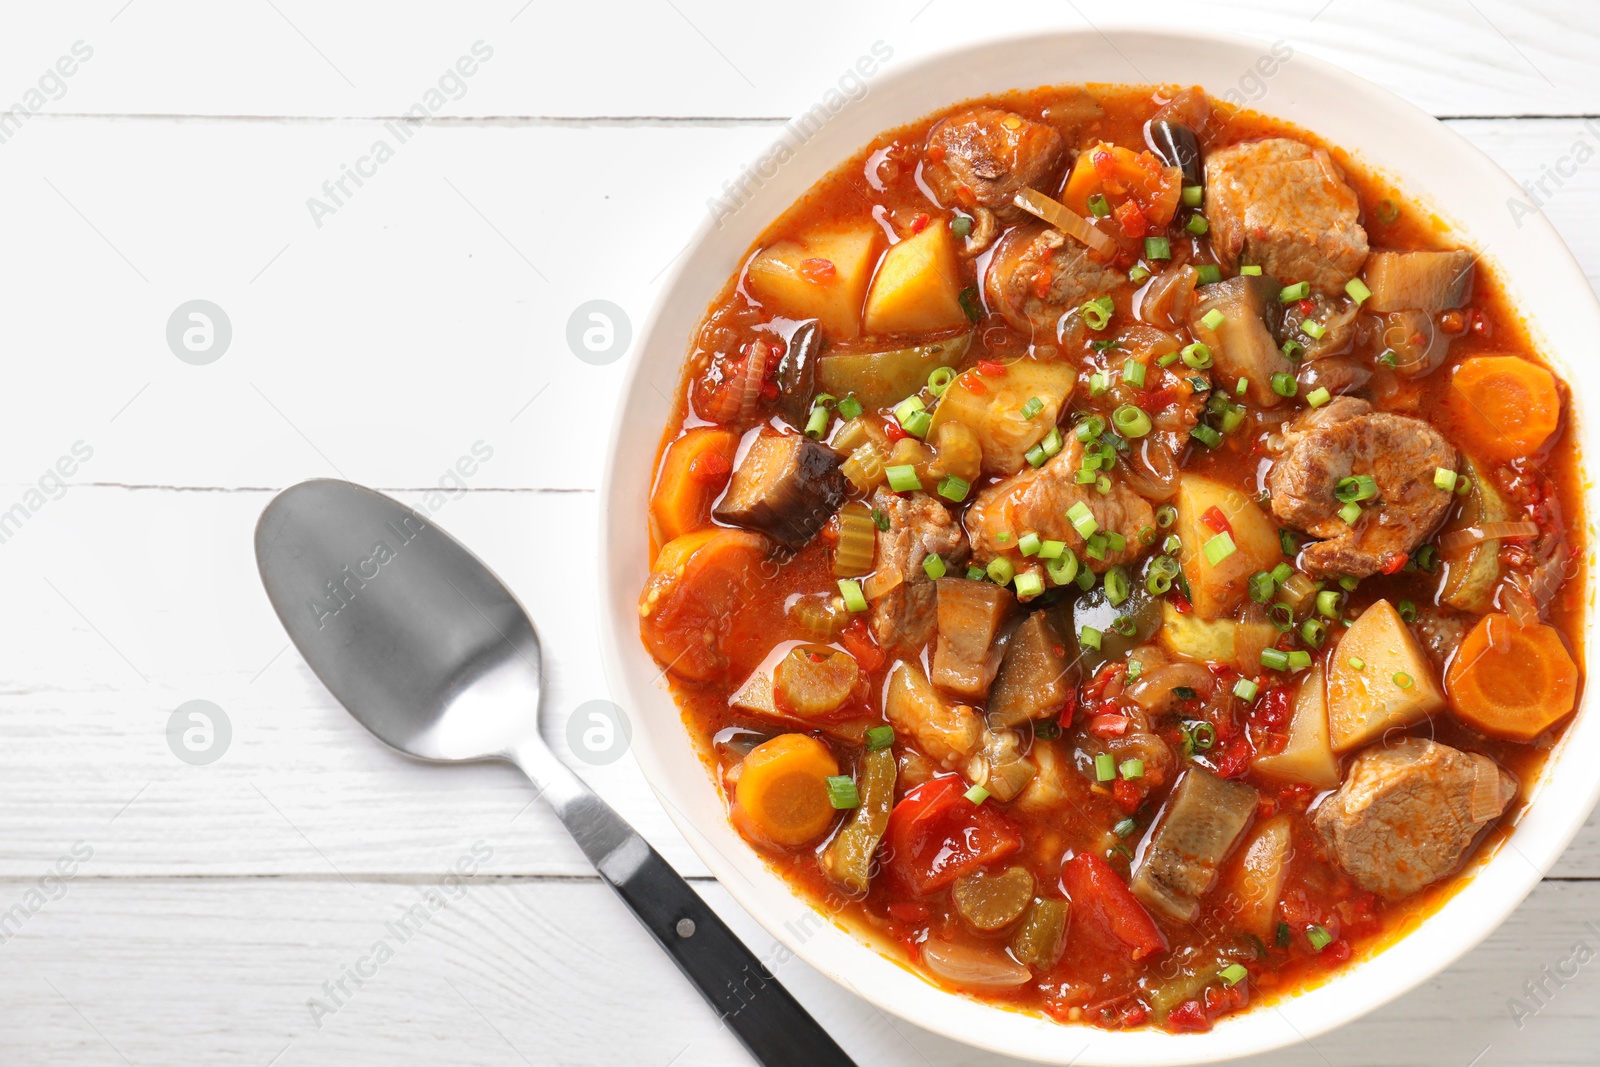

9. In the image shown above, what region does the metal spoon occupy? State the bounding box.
[254,478,855,1067]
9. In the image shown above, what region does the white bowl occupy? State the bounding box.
[598,28,1600,1065]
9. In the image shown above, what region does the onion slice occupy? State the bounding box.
[920,939,1033,989]
[1468,755,1507,825]
[862,564,904,601]
[1013,187,1118,260]
[1438,521,1538,555]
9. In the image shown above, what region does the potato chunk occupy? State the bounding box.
[1253,662,1340,788]
[863,225,968,336]
[746,226,880,340]
[1175,474,1283,619]
[928,359,1076,476]
[1326,599,1444,752]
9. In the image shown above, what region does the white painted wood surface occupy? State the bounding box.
[4,4,1598,1064]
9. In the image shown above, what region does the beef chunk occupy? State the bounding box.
[869,487,969,656]
[923,108,1067,252]
[1265,396,1456,578]
[984,221,1125,336]
[1315,738,1516,898]
[713,433,844,550]
[1205,138,1369,293]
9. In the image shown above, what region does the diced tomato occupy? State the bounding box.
[759,380,779,401]
[925,144,946,163]
[977,359,1008,377]
[1170,591,1192,614]
[799,257,837,284]
[1063,852,1167,961]
[689,450,731,482]
[1380,552,1408,575]
[1322,938,1352,965]
[1087,713,1130,738]
[885,421,911,445]
[1030,269,1054,301]
[838,618,884,674]
[884,776,1022,895]
[1119,1002,1149,1028]
[1296,298,1316,317]
[1201,506,1232,535]
[1167,999,1210,1033]
[910,213,930,234]
[1112,777,1143,813]
[960,375,988,395]
[1057,688,1078,730]
[1211,734,1255,779]
[1113,199,1148,239]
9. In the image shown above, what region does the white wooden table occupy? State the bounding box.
[4,3,1598,1064]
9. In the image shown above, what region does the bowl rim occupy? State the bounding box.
[597,24,1600,1065]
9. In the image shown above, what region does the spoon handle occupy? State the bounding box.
[597,834,858,1067]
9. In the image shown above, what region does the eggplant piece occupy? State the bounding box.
[713,432,845,550]
[1145,119,1202,186]
[1296,355,1371,398]
[1130,767,1259,922]
[987,610,1073,728]
[1361,249,1474,313]
[1190,273,1296,408]
[931,579,1016,700]
[1379,309,1453,378]
[822,746,896,895]
[772,319,824,428]
[815,333,971,411]
[1052,576,1160,676]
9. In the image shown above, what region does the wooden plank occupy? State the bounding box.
[3,485,1598,880]
[18,1,1600,119]
[3,875,1598,1065]
[0,118,1594,492]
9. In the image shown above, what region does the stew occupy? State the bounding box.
[638,83,1586,1033]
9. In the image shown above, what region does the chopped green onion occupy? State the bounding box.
[1195,264,1222,286]
[1248,571,1278,604]
[964,784,990,805]
[1129,264,1151,283]
[965,565,985,580]
[893,395,925,425]
[1378,349,1399,368]
[1393,671,1415,689]
[1092,339,1120,352]
[1122,360,1147,388]
[950,214,973,238]
[1105,531,1126,553]
[1181,342,1213,370]
[1157,350,1180,368]
[1104,566,1131,607]
[1014,572,1045,599]
[901,409,932,438]
[1111,614,1137,637]
[1241,264,1262,276]
[1345,277,1372,304]
[1397,599,1417,623]
[1081,625,1103,652]
[1335,475,1379,503]
[1038,539,1066,560]
[1338,574,1360,591]
[1075,416,1106,442]
[1046,549,1080,586]
[1145,236,1171,260]
[1337,501,1362,525]
[1301,618,1328,648]
[1415,544,1439,572]
[838,579,868,613]
[1271,372,1298,398]
[1202,531,1237,567]
[1186,213,1210,236]
[1191,423,1222,449]
[1234,678,1260,702]
[1268,603,1294,632]
[1455,476,1473,496]
[923,553,947,580]
[1281,339,1305,361]
[1235,377,1249,397]
[1081,295,1115,330]
[1280,529,1299,556]
[1301,318,1327,340]
[1075,468,1097,485]
[1020,395,1044,420]
[1114,817,1138,837]
[1306,386,1331,408]
[1126,659,1143,682]
[1095,474,1112,496]
[1433,467,1458,492]
[837,395,863,420]
[1017,532,1042,557]
[1287,650,1312,670]
[1280,281,1310,302]
[805,404,831,438]
[1112,404,1153,438]
[1261,648,1291,671]
[1181,184,1203,208]
[1119,758,1145,780]
[986,556,1016,585]
[1094,752,1115,781]
[865,725,895,751]
[1219,963,1249,987]
[1200,308,1226,331]
[871,508,890,531]
[1272,562,1295,584]
[927,367,956,397]
[1347,656,1365,671]
[826,775,860,809]
[1089,371,1111,398]
[885,464,922,493]
[1307,925,1334,952]
[1067,501,1098,538]
[937,474,971,502]
[1087,193,1110,218]
[1316,590,1342,618]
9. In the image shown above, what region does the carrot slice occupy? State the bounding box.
[1445,613,1579,741]
[650,427,738,546]
[639,528,767,682]
[1445,355,1561,463]
[733,733,840,847]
